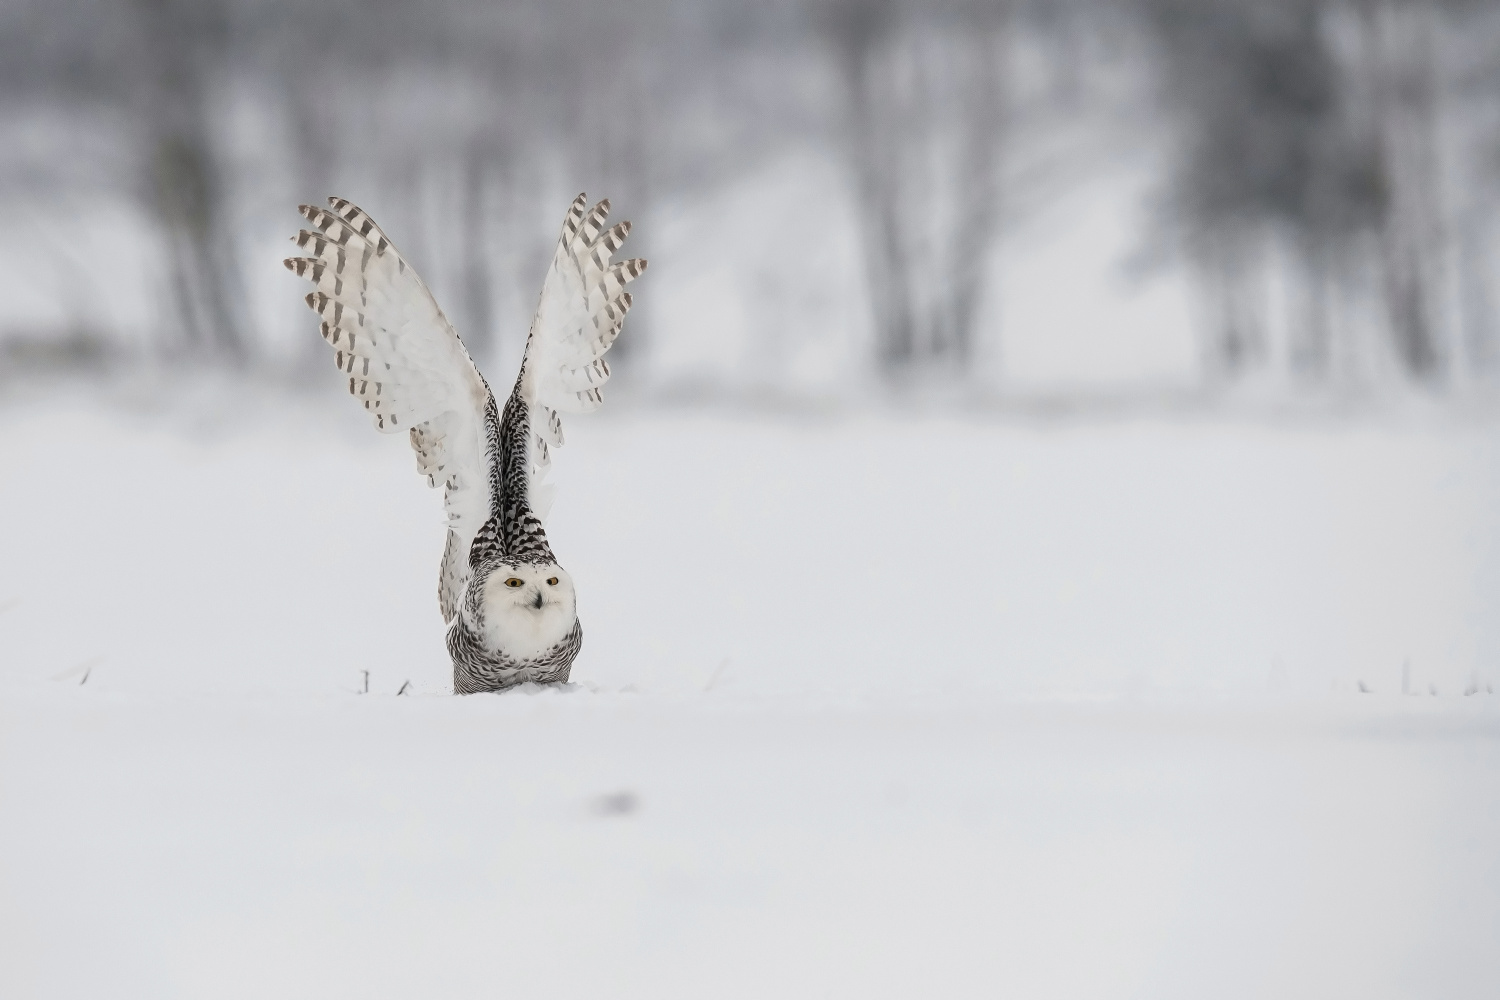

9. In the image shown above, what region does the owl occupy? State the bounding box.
[284,195,645,693]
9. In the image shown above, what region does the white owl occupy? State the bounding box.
[284,195,645,693]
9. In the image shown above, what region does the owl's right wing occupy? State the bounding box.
[283,197,494,623]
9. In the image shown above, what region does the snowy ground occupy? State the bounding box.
[1,387,1498,998]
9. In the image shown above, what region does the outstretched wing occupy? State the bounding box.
[517,194,646,519]
[283,197,493,622]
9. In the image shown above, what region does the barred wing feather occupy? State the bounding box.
[520,194,646,516]
[283,197,492,623]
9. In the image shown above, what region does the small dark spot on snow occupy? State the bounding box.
[591,792,638,817]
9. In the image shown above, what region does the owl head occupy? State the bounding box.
[475,561,577,659]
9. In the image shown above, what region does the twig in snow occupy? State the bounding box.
[51,656,103,684]
[361,670,369,694]
[396,680,410,696]
[704,658,731,692]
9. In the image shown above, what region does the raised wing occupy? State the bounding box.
[518,194,646,518]
[283,197,493,622]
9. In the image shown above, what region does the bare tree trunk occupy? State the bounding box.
[1361,0,1446,381]
[1457,212,1497,375]
[939,17,1008,366]
[826,0,915,372]
[853,117,920,372]
[132,0,248,361]
[1291,240,1334,378]
[1197,232,1269,379]
[823,0,1008,380]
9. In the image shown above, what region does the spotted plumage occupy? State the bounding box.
[284,194,645,693]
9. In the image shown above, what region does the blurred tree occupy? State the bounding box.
[1449,4,1500,376]
[1145,0,1378,380]
[129,0,249,359]
[817,0,1011,379]
[5,0,1499,399]
[1145,0,1500,386]
[1347,0,1447,380]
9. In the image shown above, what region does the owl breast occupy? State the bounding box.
[448,617,583,695]
[479,592,577,660]
[446,563,582,694]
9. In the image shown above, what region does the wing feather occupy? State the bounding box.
[517,194,646,512]
[284,197,493,622]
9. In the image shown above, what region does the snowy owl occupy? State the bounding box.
[283,195,645,694]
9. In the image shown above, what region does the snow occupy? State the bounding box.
[1,389,1497,998]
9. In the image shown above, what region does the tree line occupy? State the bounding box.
[2,0,1498,392]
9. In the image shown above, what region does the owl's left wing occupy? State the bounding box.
[515,194,646,519]
[283,198,494,622]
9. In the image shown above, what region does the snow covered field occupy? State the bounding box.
[2,388,1497,998]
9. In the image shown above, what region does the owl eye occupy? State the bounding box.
[504,577,524,589]
[547,577,559,586]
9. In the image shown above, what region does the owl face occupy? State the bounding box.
[477,562,577,659]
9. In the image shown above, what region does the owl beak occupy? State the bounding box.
[531,589,545,610]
